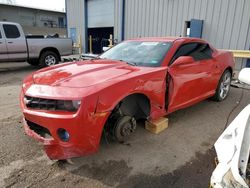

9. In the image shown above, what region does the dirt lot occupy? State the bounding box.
[0,62,249,188]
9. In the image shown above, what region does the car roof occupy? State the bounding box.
[0,21,20,26]
[127,37,207,43]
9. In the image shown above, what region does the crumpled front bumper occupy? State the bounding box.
[20,88,110,160]
[22,110,110,160]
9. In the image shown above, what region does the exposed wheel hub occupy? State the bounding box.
[114,116,136,142]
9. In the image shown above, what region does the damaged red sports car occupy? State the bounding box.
[20,37,234,159]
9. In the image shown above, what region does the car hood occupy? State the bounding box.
[32,60,144,88]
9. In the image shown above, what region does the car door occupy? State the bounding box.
[167,42,216,113]
[0,25,8,61]
[3,24,27,60]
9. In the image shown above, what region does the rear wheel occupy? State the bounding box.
[39,51,59,68]
[212,70,232,101]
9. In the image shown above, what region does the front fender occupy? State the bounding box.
[95,72,167,119]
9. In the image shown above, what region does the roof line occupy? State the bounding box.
[0,3,65,13]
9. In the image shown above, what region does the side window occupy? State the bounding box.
[189,43,213,60]
[3,24,20,39]
[172,43,198,63]
[0,30,2,38]
[201,44,213,58]
[171,42,213,64]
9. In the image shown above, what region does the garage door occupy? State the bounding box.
[87,0,114,28]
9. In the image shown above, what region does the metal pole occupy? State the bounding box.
[108,34,113,47]
[79,35,82,54]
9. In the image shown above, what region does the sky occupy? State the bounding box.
[0,0,65,12]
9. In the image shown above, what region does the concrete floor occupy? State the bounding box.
[0,62,249,188]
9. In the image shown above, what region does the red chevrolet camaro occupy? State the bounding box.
[20,37,234,159]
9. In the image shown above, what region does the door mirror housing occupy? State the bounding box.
[172,56,194,66]
[238,68,250,85]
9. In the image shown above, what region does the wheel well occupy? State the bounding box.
[225,66,233,75]
[111,93,151,120]
[39,47,61,61]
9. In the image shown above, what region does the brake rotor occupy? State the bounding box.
[114,116,136,142]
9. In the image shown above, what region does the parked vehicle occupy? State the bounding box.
[0,22,72,67]
[20,37,234,159]
[210,68,250,188]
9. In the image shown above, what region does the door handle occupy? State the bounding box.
[8,41,13,44]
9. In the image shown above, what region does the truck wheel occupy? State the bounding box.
[39,51,59,67]
[27,59,39,66]
[212,70,232,101]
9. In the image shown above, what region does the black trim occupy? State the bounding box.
[25,39,29,59]
[65,0,68,37]
[84,0,88,53]
[26,119,52,138]
[121,0,125,41]
[169,42,213,65]
[0,51,27,55]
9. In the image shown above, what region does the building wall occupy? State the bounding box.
[66,0,250,60]
[66,0,115,52]
[115,0,250,51]
[114,0,123,42]
[0,4,66,28]
[66,0,86,52]
[22,26,66,37]
[87,0,114,28]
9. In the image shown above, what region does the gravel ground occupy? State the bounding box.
[0,62,249,188]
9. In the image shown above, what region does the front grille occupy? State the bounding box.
[26,119,52,139]
[25,96,59,111]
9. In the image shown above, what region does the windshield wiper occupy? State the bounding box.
[118,59,137,66]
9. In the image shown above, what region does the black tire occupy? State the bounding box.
[27,59,39,66]
[212,69,232,101]
[39,51,59,68]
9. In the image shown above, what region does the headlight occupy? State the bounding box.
[57,100,81,112]
[24,96,81,112]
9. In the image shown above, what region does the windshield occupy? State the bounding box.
[99,41,172,67]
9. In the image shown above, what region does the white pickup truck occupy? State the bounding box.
[0,22,73,67]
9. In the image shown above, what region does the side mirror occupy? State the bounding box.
[172,56,194,66]
[238,68,250,85]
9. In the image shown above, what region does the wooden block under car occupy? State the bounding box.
[145,117,169,134]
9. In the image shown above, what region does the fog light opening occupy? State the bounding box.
[57,128,70,142]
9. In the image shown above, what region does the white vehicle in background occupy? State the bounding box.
[0,22,73,67]
[210,68,250,188]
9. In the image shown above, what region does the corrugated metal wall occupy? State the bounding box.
[87,0,114,28]
[115,0,250,50]
[66,0,250,56]
[66,0,86,51]
[114,0,123,42]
